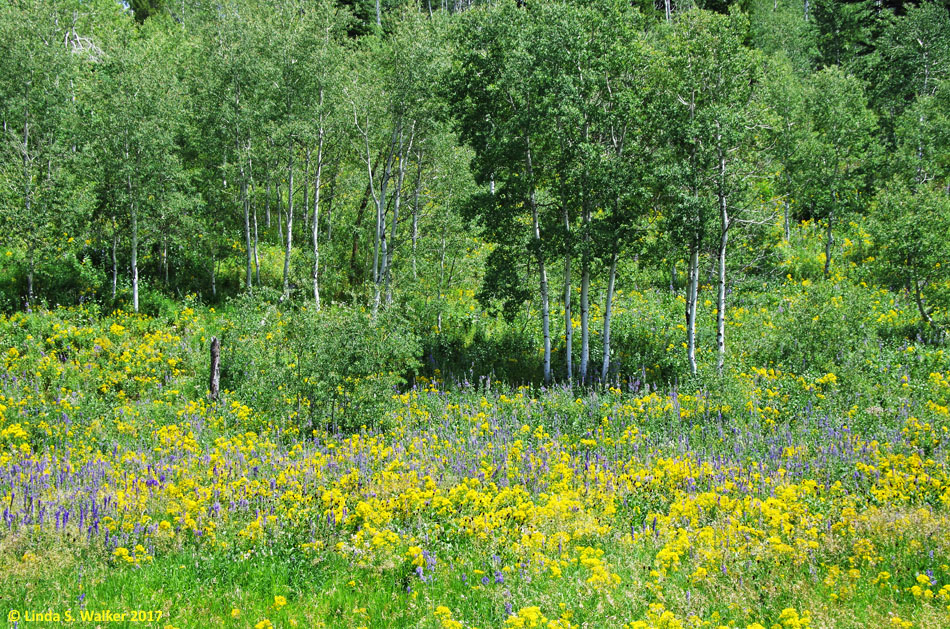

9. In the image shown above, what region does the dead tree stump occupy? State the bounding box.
[209,336,220,401]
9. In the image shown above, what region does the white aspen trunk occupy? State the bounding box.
[249,154,260,285]
[562,204,573,383]
[265,175,271,229]
[312,118,324,309]
[240,147,252,291]
[579,208,591,383]
[303,150,310,235]
[824,210,833,277]
[526,137,551,384]
[253,194,260,285]
[686,243,699,376]
[282,141,294,297]
[782,169,793,240]
[411,151,423,280]
[162,237,169,284]
[372,129,396,314]
[125,139,138,313]
[716,131,728,375]
[375,0,381,28]
[27,252,34,308]
[783,199,791,241]
[277,187,284,248]
[22,112,33,306]
[211,253,217,298]
[717,206,728,376]
[601,248,618,383]
[386,124,414,305]
[437,234,446,332]
[111,226,118,299]
[131,201,138,313]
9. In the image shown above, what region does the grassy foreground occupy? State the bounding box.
[1,266,949,628]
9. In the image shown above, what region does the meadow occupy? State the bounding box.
[1,220,949,629]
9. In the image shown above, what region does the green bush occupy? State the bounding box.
[220,294,420,433]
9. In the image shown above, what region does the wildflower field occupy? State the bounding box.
[2,230,949,629]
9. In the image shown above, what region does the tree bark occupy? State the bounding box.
[265,173,272,229]
[716,131,729,375]
[526,137,551,384]
[209,337,220,401]
[130,180,138,312]
[22,111,34,307]
[240,142,252,291]
[579,213,591,384]
[717,202,729,376]
[111,226,118,300]
[601,248,618,383]
[282,140,294,297]
[312,114,324,309]
[824,210,833,276]
[27,252,34,308]
[162,236,169,284]
[386,123,414,305]
[913,275,940,332]
[562,203,573,383]
[368,125,396,314]
[411,148,423,280]
[686,243,699,376]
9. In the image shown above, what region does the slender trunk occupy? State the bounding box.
[562,204,573,383]
[411,149,423,280]
[27,252,34,308]
[912,275,938,331]
[579,211,591,384]
[240,143,252,291]
[283,141,294,297]
[22,111,33,307]
[376,0,381,28]
[303,150,310,234]
[277,184,285,248]
[162,237,169,284]
[824,210,833,276]
[783,199,791,241]
[265,174,271,229]
[132,201,138,312]
[716,131,728,375]
[437,234,446,332]
[686,243,699,376]
[601,248,618,383]
[717,204,729,376]
[312,117,324,309]
[349,176,373,286]
[253,194,260,285]
[526,137,551,384]
[378,212,387,310]
[209,337,220,401]
[386,124,414,305]
[211,253,217,298]
[111,226,118,300]
[370,127,396,314]
[126,140,139,313]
